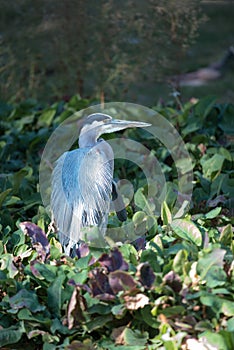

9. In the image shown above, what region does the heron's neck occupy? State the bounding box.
[79,129,99,148]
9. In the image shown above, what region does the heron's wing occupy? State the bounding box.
[77,142,114,231]
[111,181,127,222]
[51,143,114,247]
[51,150,83,249]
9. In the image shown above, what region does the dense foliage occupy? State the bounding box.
[0,96,233,349]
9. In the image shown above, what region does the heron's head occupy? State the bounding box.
[79,113,151,147]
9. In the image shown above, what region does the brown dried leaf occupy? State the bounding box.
[109,271,137,293]
[111,326,126,345]
[124,293,149,310]
[67,287,87,329]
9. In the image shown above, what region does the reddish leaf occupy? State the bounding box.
[98,248,128,272]
[75,243,90,258]
[89,269,114,296]
[132,236,146,251]
[137,262,155,288]
[109,271,137,293]
[19,222,50,260]
[163,271,182,293]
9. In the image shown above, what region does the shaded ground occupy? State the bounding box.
[0,1,233,105]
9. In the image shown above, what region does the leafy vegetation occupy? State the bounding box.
[0,95,233,349]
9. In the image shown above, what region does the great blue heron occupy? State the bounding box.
[51,113,151,255]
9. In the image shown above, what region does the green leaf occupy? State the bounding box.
[171,219,202,246]
[47,272,66,316]
[227,317,234,332]
[140,305,159,329]
[85,314,113,332]
[0,322,25,347]
[173,249,188,274]
[134,188,154,215]
[200,330,234,350]
[218,103,234,135]
[132,211,147,235]
[37,108,56,127]
[140,249,161,273]
[0,189,12,207]
[219,224,233,246]
[194,95,216,119]
[201,154,225,179]
[124,328,148,346]
[9,288,45,312]
[204,207,222,219]
[160,305,185,318]
[18,308,51,326]
[197,248,226,281]
[161,201,172,225]
[205,266,227,288]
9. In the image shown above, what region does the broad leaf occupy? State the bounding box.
[171,219,202,246]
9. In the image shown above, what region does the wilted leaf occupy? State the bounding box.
[75,243,90,258]
[98,248,128,272]
[132,236,146,251]
[124,293,149,310]
[111,326,125,345]
[109,271,137,293]
[89,269,114,297]
[67,287,86,329]
[163,271,182,293]
[19,222,50,259]
[207,195,226,208]
[136,262,155,288]
[186,337,216,350]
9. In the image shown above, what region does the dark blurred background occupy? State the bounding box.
[0,0,234,105]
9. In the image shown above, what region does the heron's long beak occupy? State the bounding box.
[102,118,151,134]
